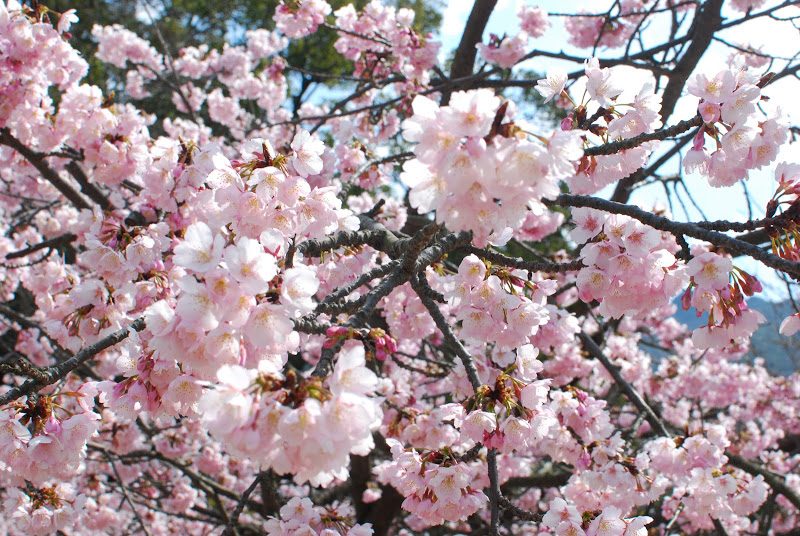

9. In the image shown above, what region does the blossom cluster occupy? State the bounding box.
[3,483,86,536]
[682,251,765,349]
[375,438,488,527]
[448,254,552,350]
[0,389,99,487]
[264,496,373,535]
[200,343,382,487]
[0,1,799,535]
[333,0,440,81]
[571,207,687,319]
[685,67,787,187]
[476,5,549,68]
[537,59,664,195]
[401,89,581,246]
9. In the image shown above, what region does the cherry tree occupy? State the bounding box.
[0,0,799,534]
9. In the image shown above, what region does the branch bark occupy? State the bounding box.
[658,0,724,124]
[65,161,115,212]
[4,233,77,260]
[442,0,498,105]
[0,129,92,211]
[579,332,672,438]
[0,318,145,406]
[553,194,800,277]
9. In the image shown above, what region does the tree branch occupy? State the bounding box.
[65,161,115,212]
[553,194,800,277]
[0,128,92,211]
[0,317,145,406]
[658,0,724,123]
[411,277,482,390]
[4,233,77,260]
[579,332,672,438]
[443,0,498,105]
[222,473,263,536]
[584,115,702,157]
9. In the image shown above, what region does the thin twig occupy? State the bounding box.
[103,450,153,536]
[221,473,263,536]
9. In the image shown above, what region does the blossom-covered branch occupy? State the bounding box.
[1,1,799,534]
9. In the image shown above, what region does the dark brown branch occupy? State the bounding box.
[65,161,115,212]
[463,246,583,273]
[712,516,730,536]
[4,233,77,260]
[360,485,404,536]
[0,129,91,211]
[695,208,799,233]
[498,496,542,522]
[487,449,501,535]
[579,332,672,438]
[258,472,280,518]
[584,115,702,157]
[222,473,263,536]
[610,131,697,202]
[320,261,400,306]
[411,277,482,390]
[0,317,145,406]
[553,194,800,277]
[311,271,404,378]
[93,443,265,514]
[443,0,498,105]
[501,469,572,490]
[659,0,724,123]
[103,450,153,536]
[298,215,410,260]
[293,316,330,335]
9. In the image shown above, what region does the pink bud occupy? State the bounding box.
[692,129,706,151]
[681,285,693,310]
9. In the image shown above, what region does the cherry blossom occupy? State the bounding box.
[0,2,798,535]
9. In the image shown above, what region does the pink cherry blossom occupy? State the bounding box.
[291,129,326,177]
[0,4,797,535]
[536,69,568,103]
[172,221,224,273]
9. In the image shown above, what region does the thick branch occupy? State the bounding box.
[0,318,145,405]
[553,194,800,277]
[4,233,77,260]
[319,261,400,306]
[310,228,470,377]
[65,161,115,212]
[659,0,724,123]
[502,469,572,490]
[463,246,583,273]
[443,0,498,105]
[0,129,91,211]
[297,215,410,261]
